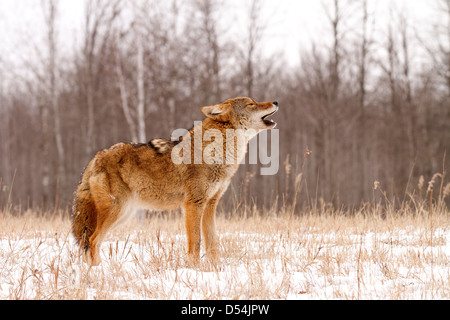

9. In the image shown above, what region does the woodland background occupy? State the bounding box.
[0,0,449,212]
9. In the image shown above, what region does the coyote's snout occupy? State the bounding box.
[72,97,278,266]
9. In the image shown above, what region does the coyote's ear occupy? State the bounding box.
[201,103,231,122]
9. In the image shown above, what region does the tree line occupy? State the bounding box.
[0,0,449,213]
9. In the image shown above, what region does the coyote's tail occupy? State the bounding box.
[72,183,97,252]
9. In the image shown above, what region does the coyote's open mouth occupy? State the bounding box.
[262,108,278,127]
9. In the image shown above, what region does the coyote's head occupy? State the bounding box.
[201,97,278,131]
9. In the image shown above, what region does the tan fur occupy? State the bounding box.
[72,97,278,266]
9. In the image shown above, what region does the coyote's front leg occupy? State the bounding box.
[184,201,206,266]
[202,195,221,262]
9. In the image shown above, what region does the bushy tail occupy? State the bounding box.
[72,184,97,252]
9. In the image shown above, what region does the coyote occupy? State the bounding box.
[72,97,278,266]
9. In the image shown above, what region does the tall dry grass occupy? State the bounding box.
[0,195,448,300]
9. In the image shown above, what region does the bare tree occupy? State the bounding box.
[356,0,373,200]
[0,59,11,206]
[41,0,66,205]
[136,31,146,143]
[192,0,223,102]
[81,0,122,157]
[115,1,147,143]
[425,0,450,174]
[325,0,342,98]
[115,51,139,143]
[318,0,345,205]
[426,0,450,152]
[374,8,416,194]
[243,0,266,97]
[423,0,450,97]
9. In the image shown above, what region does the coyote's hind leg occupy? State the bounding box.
[87,174,123,266]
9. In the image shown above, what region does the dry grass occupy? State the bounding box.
[0,203,448,300]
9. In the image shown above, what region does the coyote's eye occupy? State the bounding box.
[247,103,255,107]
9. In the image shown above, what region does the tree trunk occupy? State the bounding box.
[45,0,65,205]
[137,33,146,143]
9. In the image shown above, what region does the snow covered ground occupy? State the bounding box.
[0,215,449,300]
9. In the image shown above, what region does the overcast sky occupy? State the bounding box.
[0,0,444,70]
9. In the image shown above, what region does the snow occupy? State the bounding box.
[0,226,448,300]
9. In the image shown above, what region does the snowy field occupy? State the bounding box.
[0,212,449,300]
